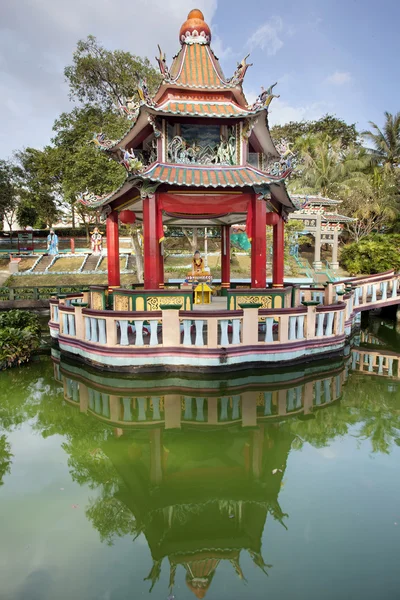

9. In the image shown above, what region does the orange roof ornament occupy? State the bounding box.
[179,9,212,45]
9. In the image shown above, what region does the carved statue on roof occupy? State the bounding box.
[118,96,140,120]
[229,54,253,86]
[252,82,280,110]
[119,148,143,173]
[88,132,115,150]
[155,44,171,80]
[137,75,154,106]
[77,190,109,205]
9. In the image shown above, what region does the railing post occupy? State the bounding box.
[278,315,289,343]
[306,305,317,339]
[162,309,180,346]
[207,318,218,347]
[106,317,117,346]
[324,283,334,305]
[74,306,84,339]
[242,308,259,345]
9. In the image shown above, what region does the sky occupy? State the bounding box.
[0,0,399,160]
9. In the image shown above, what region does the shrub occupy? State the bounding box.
[340,234,400,275]
[0,310,41,337]
[0,310,41,369]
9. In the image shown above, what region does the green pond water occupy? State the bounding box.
[1,323,400,600]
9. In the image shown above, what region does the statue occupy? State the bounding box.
[137,76,154,106]
[46,229,59,255]
[88,132,115,150]
[252,82,280,110]
[187,250,211,282]
[90,227,103,254]
[118,96,139,120]
[229,54,253,85]
[120,148,143,173]
[155,45,170,80]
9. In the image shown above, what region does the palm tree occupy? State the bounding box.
[363,111,400,171]
[289,133,371,198]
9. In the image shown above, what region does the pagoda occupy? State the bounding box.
[80,8,295,291]
[290,195,354,270]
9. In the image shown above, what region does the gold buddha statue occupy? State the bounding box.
[187,251,211,282]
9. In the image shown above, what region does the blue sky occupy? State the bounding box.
[0,0,398,159]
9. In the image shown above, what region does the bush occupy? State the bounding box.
[0,310,41,337]
[0,311,41,369]
[340,234,400,275]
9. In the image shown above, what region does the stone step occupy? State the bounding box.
[33,255,54,272]
[82,254,100,271]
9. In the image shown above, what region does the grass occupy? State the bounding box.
[98,257,129,271]
[49,256,85,272]
[5,273,138,288]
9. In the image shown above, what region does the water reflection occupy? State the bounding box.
[1,342,400,598]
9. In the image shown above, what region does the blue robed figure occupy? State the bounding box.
[47,230,59,255]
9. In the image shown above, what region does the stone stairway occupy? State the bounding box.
[32,255,54,272]
[82,254,100,271]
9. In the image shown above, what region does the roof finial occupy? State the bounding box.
[179,8,211,45]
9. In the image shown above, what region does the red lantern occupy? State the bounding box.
[119,210,136,224]
[266,212,280,226]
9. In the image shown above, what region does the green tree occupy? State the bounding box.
[340,234,400,274]
[64,35,161,109]
[271,115,359,149]
[290,133,371,198]
[14,148,60,228]
[363,111,400,171]
[0,159,21,232]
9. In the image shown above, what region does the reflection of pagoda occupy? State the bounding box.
[104,425,293,597]
[52,352,351,597]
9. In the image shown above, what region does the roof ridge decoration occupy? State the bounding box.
[179,9,212,45]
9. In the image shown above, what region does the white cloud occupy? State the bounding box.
[325,71,352,85]
[267,98,331,126]
[0,0,219,158]
[246,16,284,55]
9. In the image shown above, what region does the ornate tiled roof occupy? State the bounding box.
[154,99,260,118]
[322,213,354,223]
[168,43,232,90]
[291,194,342,207]
[139,163,289,188]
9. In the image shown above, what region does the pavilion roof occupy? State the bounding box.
[139,162,290,188]
[322,213,354,223]
[168,43,233,90]
[154,98,261,118]
[291,194,342,207]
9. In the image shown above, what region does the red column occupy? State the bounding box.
[251,195,267,288]
[143,194,160,289]
[273,216,285,287]
[106,210,120,289]
[221,225,231,294]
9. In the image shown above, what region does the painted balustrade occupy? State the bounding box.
[55,301,347,352]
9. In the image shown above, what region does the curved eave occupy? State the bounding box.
[138,162,291,189]
[153,99,264,119]
[251,110,280,158]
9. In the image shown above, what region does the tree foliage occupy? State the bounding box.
[363,111,400,170]
[64,35,161,109]
[0,160,21,231]
[340,234,400,274]
[271,115,359,148]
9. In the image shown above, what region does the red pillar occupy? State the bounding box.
[106,210,120,289]
[273,216,285,287]
[221,225,231,293]
[251,195,267,288]
[143,194,160,289]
